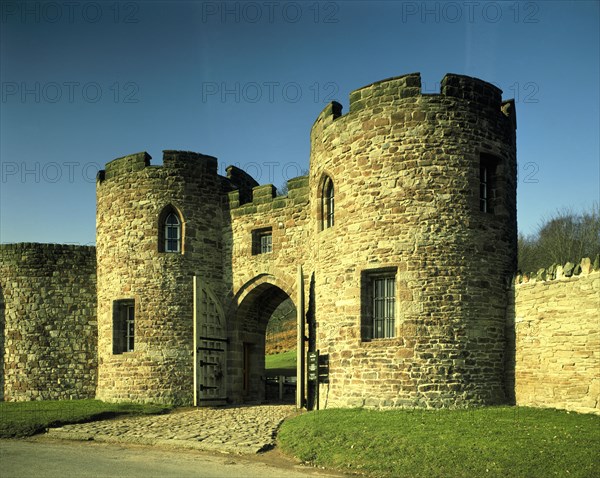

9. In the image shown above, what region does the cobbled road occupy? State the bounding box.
[48,405,298,454]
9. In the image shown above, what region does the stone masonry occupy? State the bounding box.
[506,258,600,414]
[0,243,97,401]
[307,73,516,408]
[1,72,597,414]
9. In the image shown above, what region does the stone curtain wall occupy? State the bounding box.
[0,243,97,401]
[507,258,600,414]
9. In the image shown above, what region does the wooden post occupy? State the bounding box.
[296,265,305,409]
[193,276,199,407]
[279,375,284,401]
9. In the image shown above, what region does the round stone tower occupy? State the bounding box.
[310,73,517,408]
[95,151,226,405]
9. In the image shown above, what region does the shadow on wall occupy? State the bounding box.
[504,284,516,406]
[0,285,4,401]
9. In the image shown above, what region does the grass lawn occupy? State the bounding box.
[278,407,600,478]
[265,349,297,372]
[0,400,171,438]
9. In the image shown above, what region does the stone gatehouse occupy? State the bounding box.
[1,72,596,412]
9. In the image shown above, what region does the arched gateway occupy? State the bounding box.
[229,276,296,403]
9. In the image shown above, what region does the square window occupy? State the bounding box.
[113,299,135,354]
[252,227,273,255]
[361,269,396,340]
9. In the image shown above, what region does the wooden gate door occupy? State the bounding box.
[193,277,227,406]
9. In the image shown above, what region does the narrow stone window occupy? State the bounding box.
[158,205,183,253]
[113,299,135,354]
[322,176,334,229]
[480,155,498,214]
[361,269,396,340]
[252,227,273,255]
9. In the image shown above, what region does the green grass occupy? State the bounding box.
[265,349,297,372]
[0,400,171,438]
[278,407,600,478]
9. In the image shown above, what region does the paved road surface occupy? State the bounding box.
[0,438,346,478]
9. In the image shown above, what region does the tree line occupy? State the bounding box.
[518,203,600,274]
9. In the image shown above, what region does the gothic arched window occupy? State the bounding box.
[158,206,183,253]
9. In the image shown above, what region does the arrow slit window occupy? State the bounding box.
[321,176,335,230]
[480,154,499,214]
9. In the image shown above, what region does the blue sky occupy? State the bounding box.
[1,1,598,244]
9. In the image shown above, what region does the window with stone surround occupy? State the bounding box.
[361,268,397,340]
[480,154,499,214]
[113,299,135,354]
[158,205,183,253]
[321,175,334,230]
[252,227,272,255]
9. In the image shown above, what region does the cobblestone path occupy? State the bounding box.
[47,405,298,454]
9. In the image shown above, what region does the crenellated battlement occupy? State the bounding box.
[515,256,600,285]
[162,150,218,172]
[350,72,504,110]
[440,73,503,107]
[313,72,515,133]
[99,151,151,181]
[228,176,309,216]
[349,72,423,112]
[97,150,218,183]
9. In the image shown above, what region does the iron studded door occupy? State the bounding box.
[193,277,227,406]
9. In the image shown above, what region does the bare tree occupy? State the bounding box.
[518,203,600,273]
[276,182,288,197]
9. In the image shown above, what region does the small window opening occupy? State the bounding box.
[158,206,183,253]
[322,176,335,230]
[113,299,135,354]
[480,155,498,214]
[361,269,396,340]
[252,227,273,255]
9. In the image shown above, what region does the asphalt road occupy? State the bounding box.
[0,438,346,478]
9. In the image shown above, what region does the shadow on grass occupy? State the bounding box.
[0,401,172,438]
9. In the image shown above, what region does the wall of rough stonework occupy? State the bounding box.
[96,151,229,405]
[225,176,310,403]
[309,73,517,409]
[0,243,97,401]
[506,258,600,414]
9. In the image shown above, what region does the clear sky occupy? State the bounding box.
[1,1,598,245]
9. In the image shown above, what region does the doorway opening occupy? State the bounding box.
[234,282,296,404]
[265,298,297,403]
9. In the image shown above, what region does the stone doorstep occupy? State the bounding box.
[46,427,272,455]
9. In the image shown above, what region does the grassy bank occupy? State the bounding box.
[0,400,171,438]
[265,349,296,372]
[278,406,600,478]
